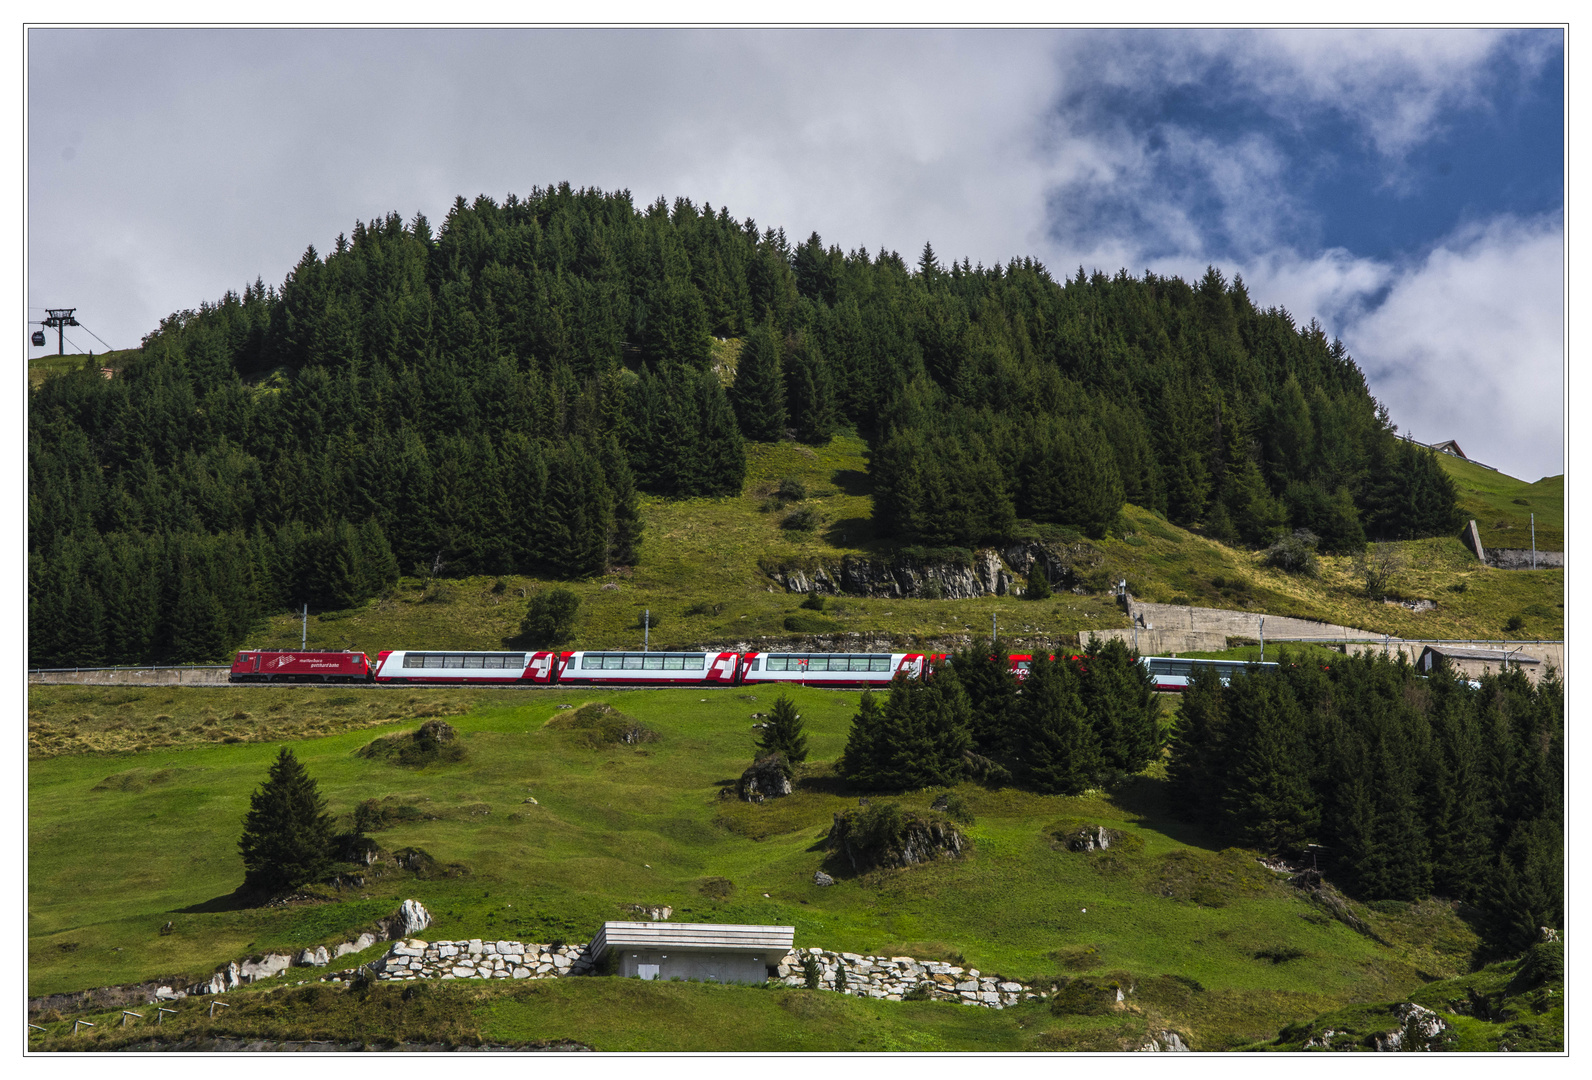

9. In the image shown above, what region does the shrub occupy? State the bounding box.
[1262,530,1320,577]
[516,588,580,646]
[776,476,807,502]
[802,954,822,990]
[781,507,820,531]
[799,593,826,611]
[931,790,975,824]
[1026,564,1053,600]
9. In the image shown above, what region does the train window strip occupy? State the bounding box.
[403,652,527,670]
[581,653,707,671]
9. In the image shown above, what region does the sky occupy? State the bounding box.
[25,27,1566,481]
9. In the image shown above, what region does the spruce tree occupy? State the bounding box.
[1218,671,1318,854]
[729,322,787,441]
[1080,637,1161,773]
[238,748,335,896]
[1165,665,1228,829]
[757,692,809,765]
[1013,653,1098,795]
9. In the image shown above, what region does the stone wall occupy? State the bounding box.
[359,937,1043,1010]
[367,939,594,982]
[772,947,1040,1009]
[29,666,231,686]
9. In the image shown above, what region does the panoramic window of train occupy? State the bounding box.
[663,656,685,670]
[444,655,466,667]
[747,658,761,671]
[870,657,891,671]
[642,656,664,669]
[766,656,788,671]
[464,655,485,668]
[622,655,644,669]
[603,656,625,669]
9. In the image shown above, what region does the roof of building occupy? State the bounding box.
[590,921,795,958]
[1420,645,1540,665]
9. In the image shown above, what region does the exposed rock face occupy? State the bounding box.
[812,871,835,887]
[1136,1031,1191,1051]
[1061,825,1118,853]
[829,810,967,873]
[772,542,1087,600]
[1374,1003,1451,1052]
[620,905,673,921]
[737,753,793,802]
[415,719,457,746]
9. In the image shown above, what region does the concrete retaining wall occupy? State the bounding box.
[29,667,231,686]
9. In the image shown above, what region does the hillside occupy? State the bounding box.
[30,186,1474,670]
[1438,452,1564,552]
[28,682,1500,1051]
[224,432,1560,659]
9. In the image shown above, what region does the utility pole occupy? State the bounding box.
[1259,617,1265,663]
[991,611,997,651]
[301,603,308,650]
[1531,513,1537,569]
[643,609,650,652]
[42,309,79,355]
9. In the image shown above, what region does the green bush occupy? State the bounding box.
[776,476,807,502]
[782,507,820,531]
[799,593,826,611]
[516,588,580,646]
[1026,564,1052,600]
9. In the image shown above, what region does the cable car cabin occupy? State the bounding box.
[230,650,372,683]
[371,650,556,684]
[1138,655,1279,691]
[556,651,743,686]
[740,652,924,688]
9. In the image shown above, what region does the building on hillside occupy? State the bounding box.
[590,921,794,984]
[1401,433,1495,471]
[1416,644,1544,684]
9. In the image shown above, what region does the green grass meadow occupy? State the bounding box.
[30,682,1487,1050]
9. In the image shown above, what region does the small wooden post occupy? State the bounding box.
[157,1007,178,1024]
[208,1000,230,1018]
[28,1023,45,1032]
[121,1010,143,1027]
[73,1019,95,1034]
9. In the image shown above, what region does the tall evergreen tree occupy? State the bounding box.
[757,692,809,765]
[238,748,335,895]
[729,322,787,441]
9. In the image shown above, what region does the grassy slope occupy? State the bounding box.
[238,434,1562,658]
[28,348,141,388]
[29,684,1485,1050]
[1439,452,1564,552]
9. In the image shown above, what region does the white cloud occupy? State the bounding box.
[1342,214,1564,482]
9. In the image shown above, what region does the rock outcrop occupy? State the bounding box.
[737,753,793,802]
[771,541,1092,600]
[1373,1003,1452,1052]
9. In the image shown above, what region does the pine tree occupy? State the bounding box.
[757,692,809,765]
[1165,665,1228,829]
[1218,670,1318,854]
[1080,637,1161,773]
[238,748,335,895]
[729,321,787,441]
[1013,653,1098,795]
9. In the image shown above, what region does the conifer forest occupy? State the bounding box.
[29,184,1463,668]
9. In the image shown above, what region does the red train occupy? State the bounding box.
[231,648,931,688]
[231,648,1251,691]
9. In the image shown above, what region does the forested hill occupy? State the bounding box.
[28,184,1461,666]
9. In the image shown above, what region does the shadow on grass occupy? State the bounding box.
[821,516,878,550]
[1106,774,1226,852]
[831,469,872,497]
[173,887,268,914]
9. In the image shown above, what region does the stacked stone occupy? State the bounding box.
[771,947,1038,1009]
[370,939,593,982]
